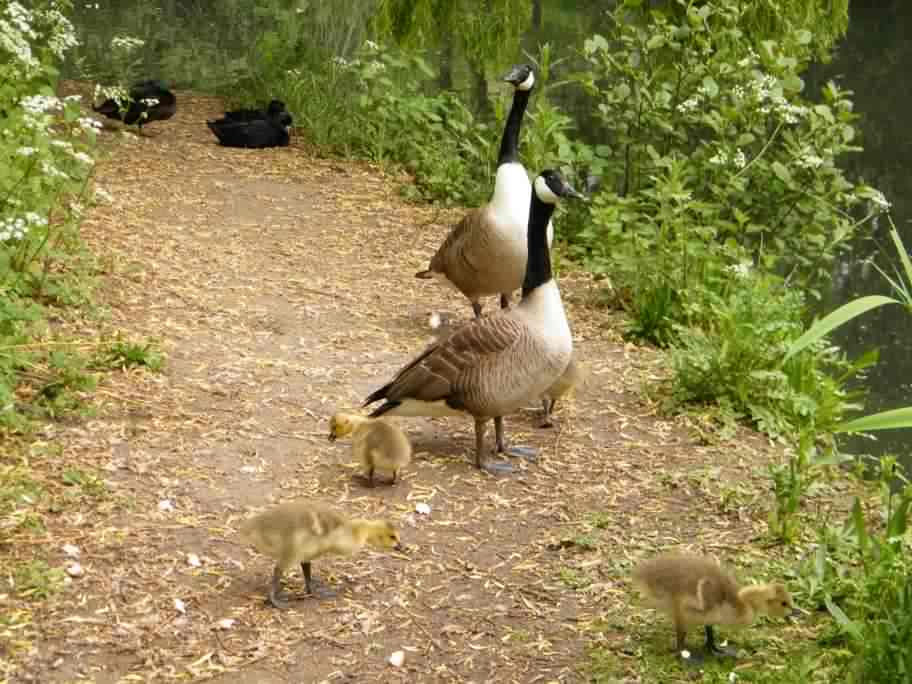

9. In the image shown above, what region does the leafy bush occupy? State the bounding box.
[1,0,99,431]
[570,0,881,344]
[670,268,865,439]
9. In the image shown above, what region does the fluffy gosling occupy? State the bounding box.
[540,355,586,428]
[328,412,412,486]
[239,501,402,609]
[631,553,797,660]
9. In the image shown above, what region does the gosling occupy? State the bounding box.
[328,412,412,487]
[631,553,797,660]
[540,355,586,428]
[239,501,402,609]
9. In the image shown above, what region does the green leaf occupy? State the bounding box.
[796,29,813,45]
[701,77,718,98]
[771,161,792,185]
[825,595,862,639]
[784,295,900,362]
[836,407,912,433]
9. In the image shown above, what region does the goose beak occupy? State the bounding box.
[562,183,587,202]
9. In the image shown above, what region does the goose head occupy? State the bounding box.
[266,99,286,115]
[503,63,535,91]
[534,169,585,205]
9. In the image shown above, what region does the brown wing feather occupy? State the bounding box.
[378,314,526,405]
[427,208,487,278]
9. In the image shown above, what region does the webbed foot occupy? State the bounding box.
[267,588,290,610]
[501,445,539,462]
[708,643,738,659]
[479,460,514,475]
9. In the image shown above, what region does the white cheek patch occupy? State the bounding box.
[534,176,559,204]
[518,71,535,91]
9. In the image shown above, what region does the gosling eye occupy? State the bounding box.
[781,601,789,607]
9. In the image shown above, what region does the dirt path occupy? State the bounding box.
[7,90,783,683]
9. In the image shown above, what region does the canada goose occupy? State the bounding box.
[222,99,293,125]
[415,63,552,318]
[632,554,799,660]
[239,501,402,609]
[364,170,582,474]
[540,354,585,428]
[328,412,412,486]
[207,106,292,149]
[93,79,177,132]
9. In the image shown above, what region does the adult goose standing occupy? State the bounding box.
[415,63,551,318]
[93,79,177,133]
[364,169,582,474]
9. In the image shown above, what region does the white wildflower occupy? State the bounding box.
[733,149,746,169]
[78,116,103,131]
[40,160,68,179]
[65,94,82,103]
[676,96,700,114]
[51,139,73,150]
[729,672,738,683]
[795,147,823,169]
[41,7,78,57]
[110,35,145,52]
[141,97,159,107]
[17,146,37,157]
[158,499,175,512]
[726,261,752,279]
[24,212,47,226]
[332,56,349,67]
[21,94,62,114]
[173,598,186,614]
[731,85,745,99]
[709,150,729,166]
[364,40,379,51]
[870,189,891,211]
[72,151,94,166]
[363,60,386,77]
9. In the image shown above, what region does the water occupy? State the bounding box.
[63,1,912,467]
[805,0,912,469]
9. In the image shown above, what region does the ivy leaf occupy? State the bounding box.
[771,161,792,185]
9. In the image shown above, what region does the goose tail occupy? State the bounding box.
[415,269,434,279]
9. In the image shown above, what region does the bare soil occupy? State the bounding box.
[2,88,785,683]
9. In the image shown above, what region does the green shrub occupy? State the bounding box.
[0,0,98,431]
[570,0,880,344]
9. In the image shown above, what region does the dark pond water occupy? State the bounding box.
[64,1,911,467]
[804,0,912,469]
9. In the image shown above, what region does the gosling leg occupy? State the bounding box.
[474,418,512,474]
[494,416,538,462]
[472,301,483,318]
[539,397,555,429]
[500,293,511,309]
[301,561,336,599]
[704,625,737,658]
[267,565,290,610]
[366,465,375,488]
[673,624,706,666]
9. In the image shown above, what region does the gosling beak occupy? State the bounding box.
[788,607,804,620]
[394,542,405,553]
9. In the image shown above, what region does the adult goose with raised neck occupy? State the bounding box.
[415,64,553,318]
[365,169,582,474]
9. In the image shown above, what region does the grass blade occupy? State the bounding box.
[784,295,899,362]
[836,407,912,433]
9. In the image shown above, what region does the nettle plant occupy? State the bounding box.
[571,0,883,342]
[1,0,100,428]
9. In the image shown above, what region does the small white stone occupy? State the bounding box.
[186,553,202,568]
[217,618,236,630]
[729,673,738,683]
[66,562,84,577]
[428,312,442,329]
[680,649,691,660]
[387,650,405,667]
[240,465,256,474]
[415,502,431,516]
[174,598,186,614]
[158,499,174,512]
[62,543,80,557]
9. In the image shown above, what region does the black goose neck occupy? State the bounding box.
[497,87,532,167]
[521,192,555,297]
